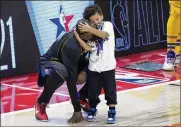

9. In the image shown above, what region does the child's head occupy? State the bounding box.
[83,4,103,29]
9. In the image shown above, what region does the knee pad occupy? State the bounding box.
[39,66,55,77]
[37,66,58,87]
[39,66,47,77]
[37,66,48,87]
[44,67,67,82]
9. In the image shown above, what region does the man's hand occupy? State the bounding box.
[68,111,84,124]
[77,71,87,85]
[78,22,91,32]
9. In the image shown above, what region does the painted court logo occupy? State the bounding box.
[115,69,169,85]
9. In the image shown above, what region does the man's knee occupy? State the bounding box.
[47,70,65,89]
[37,64,68,88]
[48,61,68,81]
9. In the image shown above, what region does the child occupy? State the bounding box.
[74,4,117,124]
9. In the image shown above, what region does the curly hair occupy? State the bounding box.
[83,4,103,20]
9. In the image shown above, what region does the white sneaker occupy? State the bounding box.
[175,53,180,64]
[163,49,176,71]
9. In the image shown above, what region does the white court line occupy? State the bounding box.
[158,54,166,57]
[1,83,69,97]
[1,80,180,116]
[116,68,170,81]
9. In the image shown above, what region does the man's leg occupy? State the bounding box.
[79,83,88,99]
[36,69,65,121]
[37,70,64,103]
[35,61,68,121]
[175,33,180,64]
[163,4,180,71]
[77,71,88,99]
[79,83,90,112]
[76,68,90,112]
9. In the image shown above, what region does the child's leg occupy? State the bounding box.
[102,69,117,124]
[86,70,102,122]
[102,69,117,107]
[88,70,102,108]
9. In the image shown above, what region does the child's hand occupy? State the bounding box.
[78,22,91,32]
[73,28,80,40]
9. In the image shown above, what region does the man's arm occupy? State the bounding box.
[65,59,81,112]
[66,71,84,123]
[81,64,88,74]
[78,52,89,73]
[77,52,89,85]
[62,54,84,123]
[77,61,89,85]
[67,72,81,111]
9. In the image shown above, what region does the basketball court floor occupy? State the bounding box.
[1,49,180,126]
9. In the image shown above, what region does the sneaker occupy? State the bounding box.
[79,99,90,112]
[175,53,180,64]
[86,108,97,122]
[107,109,116,124]
[163,49,176,71]
[35,102,48,122]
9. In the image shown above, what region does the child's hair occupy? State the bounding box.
[83,4,103,20]
[76,18,101,41]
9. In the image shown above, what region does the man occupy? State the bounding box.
[163,0,180,71]
[35,19,97,123]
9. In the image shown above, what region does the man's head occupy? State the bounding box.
[83,4,103,29]
[76,18,98,41]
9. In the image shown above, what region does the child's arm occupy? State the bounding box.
[73,28,91,51]
[78,22,109,39]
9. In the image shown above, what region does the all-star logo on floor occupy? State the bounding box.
[115,69,169,85]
